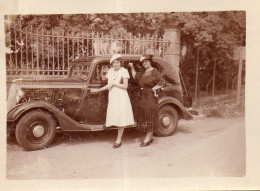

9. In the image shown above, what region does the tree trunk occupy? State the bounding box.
[226,61,229,94]
[212,57,216,97]
[195,48,199,99]
[226,70,229,94]
[237,51,243,104]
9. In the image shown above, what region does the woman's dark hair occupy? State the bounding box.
[141,55,153,63]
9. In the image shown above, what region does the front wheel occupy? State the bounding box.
[154,105,179,136]
[15,110,56,150]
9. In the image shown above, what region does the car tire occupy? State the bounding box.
[7,123,16,137]
[155,105,179,137]
[15,110,56,150]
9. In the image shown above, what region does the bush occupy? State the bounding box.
[201,101,245,118]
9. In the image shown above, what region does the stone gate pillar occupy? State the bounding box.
[163,24,181,83]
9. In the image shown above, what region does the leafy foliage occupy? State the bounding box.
[176,11,245,96]
[5,12,245,96]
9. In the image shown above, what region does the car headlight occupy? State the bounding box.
[7,82,24,112]
[16,87,24,103]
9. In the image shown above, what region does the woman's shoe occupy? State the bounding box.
[113,142,121,149]
[140,139,153,147]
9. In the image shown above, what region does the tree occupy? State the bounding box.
[5,12,245,95]
[176,11,245,96]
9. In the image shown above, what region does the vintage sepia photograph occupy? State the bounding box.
[4,11,246,181]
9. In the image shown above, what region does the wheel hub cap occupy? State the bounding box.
[162,116,171,126]
[32,125,45,137]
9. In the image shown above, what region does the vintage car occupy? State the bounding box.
[7,54,193,150]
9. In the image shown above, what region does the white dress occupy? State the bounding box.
[105,67,135,127]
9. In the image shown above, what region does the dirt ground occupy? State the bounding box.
[6,114,245,179]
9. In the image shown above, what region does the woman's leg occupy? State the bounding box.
[140,131,153,147]
[143,131,153,143]
[115,128,125,144]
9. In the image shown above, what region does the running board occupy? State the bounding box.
[77,123,137,131]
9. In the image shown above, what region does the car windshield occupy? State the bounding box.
[69,63,91,80]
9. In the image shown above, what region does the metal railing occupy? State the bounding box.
[6,24,176,80]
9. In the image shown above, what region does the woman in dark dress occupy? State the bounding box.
[129,55,165,147]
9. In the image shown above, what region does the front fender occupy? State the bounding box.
[158,96,193,120]
[7,101,61,122]
[7,101,84,131]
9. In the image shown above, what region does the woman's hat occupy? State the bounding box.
[140,55,153,63]
[110,54,122,64]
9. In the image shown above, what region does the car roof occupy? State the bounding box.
[72,54,143,63]
[71,54,180,83]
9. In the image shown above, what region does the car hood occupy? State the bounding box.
[11,77,87,89]
[12,77,85,83]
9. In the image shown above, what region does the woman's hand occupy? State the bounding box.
[108,83,114,91]
[129,62,134,69]
[152,85,161,92]
[90,89,100,93]
[152,85,162,97]
[111,79,128,90]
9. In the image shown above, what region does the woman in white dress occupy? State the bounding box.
[91,54,135,148]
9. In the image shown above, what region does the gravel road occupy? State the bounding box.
[6,115,245,179]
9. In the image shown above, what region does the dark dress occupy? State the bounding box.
[135,68,165,132]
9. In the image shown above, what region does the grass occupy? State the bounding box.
[192,88,245,118]
[200,99,245,118]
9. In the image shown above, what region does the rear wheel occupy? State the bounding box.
[15,110,56,150]
[155,105,179,136]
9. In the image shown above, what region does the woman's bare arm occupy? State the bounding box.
[113,78,128,90]
[91,84,112,93]
[129,63,136,79]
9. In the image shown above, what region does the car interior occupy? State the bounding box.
[90,59,162,85]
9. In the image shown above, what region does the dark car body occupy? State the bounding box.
[7,54,193,150]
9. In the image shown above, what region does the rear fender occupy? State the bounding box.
[158,96,193,120]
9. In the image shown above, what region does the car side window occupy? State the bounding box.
[70,63,91,80]
[91,62,110,84]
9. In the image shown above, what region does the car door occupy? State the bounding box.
[62,63,90,121]
[82,61,110,124]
